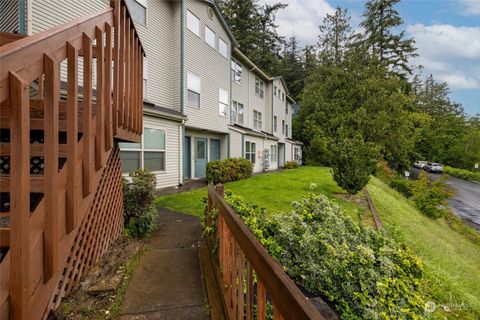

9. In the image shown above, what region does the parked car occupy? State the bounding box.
[424,162,443,173]
[414,161,428,169]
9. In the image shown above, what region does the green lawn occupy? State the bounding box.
[156,166,480,319]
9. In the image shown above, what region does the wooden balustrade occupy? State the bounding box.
[207,185,326,320]
[0,0,144,319]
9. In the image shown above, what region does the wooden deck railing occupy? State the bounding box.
[0,1,144,319]
[207,184,326,320]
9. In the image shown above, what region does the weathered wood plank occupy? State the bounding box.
[123,17,131,129]
[112,0,120,134]
[104,23,113,150]
[257,280,266,320]
[118,6,126,129]
[82,33,93,196]
[95,27,105,170]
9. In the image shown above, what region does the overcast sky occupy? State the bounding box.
[263,0,480,115]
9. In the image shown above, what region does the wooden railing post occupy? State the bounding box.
[112,0,120,134]
[82,33,93,196]
[43,53,60,282]
[118,5,126,129]
[95,26,105,170]
[9,71,31,320]
[105,23,113,150]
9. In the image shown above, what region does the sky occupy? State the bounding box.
[263,0,480,116]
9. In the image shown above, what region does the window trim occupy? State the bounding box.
[255,77,264,98]
[204,25,216,49]
[187,10,200,37]
[231,58,243,84]
[245,141,256,164]
[273,116,277,132]
[187,71,201,109]
[219,87,229,117]
[127,0,147,26]
[219,38,228,58]
[231,100,244,124]
[253,110,262,130]
[270,145,278,162]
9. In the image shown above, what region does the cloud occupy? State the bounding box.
[262,0,335,46]
[407,23,480,90]
[460,0,480,15]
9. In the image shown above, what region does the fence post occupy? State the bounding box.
[216,184,225,198]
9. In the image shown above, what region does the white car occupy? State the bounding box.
[414,161,428,169]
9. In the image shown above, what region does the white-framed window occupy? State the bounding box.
[187,10,200,36]
[231,58,243,83]
[274,86,277,96]
[270,145,277,162]
[294,146,301,162]
[219,38,228,58]
[187,72,201,108]
[286,124,289,137]
[282,120,285,134]
[286,103,288,114]
[205,26,215,48]
[273,116,277,132]
[119,127,166,173]
[143,57,148,98]
[253,110,262,130]
[219,88,229,117]
[231,100,244,124]
[126,0,147,26]
[255,77,264,98]
[245,141,256,164]
[282,92,285,102]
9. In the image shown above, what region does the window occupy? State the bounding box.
[231,58,243,83]
[255,77,264,98]
[126,0,147,25]
[282,92,285,101]
[219,38,228,58]
[205,26,215,48]
[270,145,277,162]
[187,72,201,108]
[282,120,285,134]
[187,10,200,36]
[219,88,229,117]
[143,57,148,98]
[273,116,277,132]
[286,125,289,137]
[274,86,277,96]
[245,141,256,164]
[294,147,301,162]
[119,127,166,173]
[253,110,262,130]
[286,104,288,114]
[231,100,244,124]
[278,89,281,98]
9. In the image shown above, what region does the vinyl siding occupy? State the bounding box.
[230,59,250,127]
[183,1,231,133]
[131,0,174,109]
[172,1,182,111]
[0,0,22,33]
[272,79,288,142]
[143,116,182,189]
[249,73,269,132]
[285,141,293,162]
[229,128,243,158]
[244,134,277,173]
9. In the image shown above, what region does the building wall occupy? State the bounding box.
[229,128,244,158]
[272,78,288,142]
[183,0,231,133]
[230,57,250,127]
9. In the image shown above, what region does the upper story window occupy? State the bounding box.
[187,72,201,108]
[274,86,277,96]
[255,77,264,98]
[219,38,228,58]
[286,124,289,137]
[282,92,285,102]
[273,116,277,132]
[219,88,229,117]
[245,141,256,164]
[205,26,215,48]
[282,120,285,135]
[253,110,262,130]
[231,100,244,124]
[126,0,147,26]
[187,10,200,36]
[143,57,148,98]
[286,104,288,114]
[231,58,243,83]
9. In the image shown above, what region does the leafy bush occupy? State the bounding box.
[331,136,379,195]
[123,169,158,238]
[410,173,451,219]
[224,193,426,319]
[206,158,253,184]
[444,165,480,182]
[389,179,414,198]
[284,161,299,169]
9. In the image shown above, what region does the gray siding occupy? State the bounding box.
[229,128,243,158]
[272,79,288,142]
[0,0,23,33]
[183,1,231,133]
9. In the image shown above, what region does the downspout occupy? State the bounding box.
[271,81,274,135]
[241,133,244,158]
[180,0,185,184]
[18,0,26,35]
[227,131,231,158]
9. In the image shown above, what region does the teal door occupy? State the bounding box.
[184,136,191,179]
[195,138,207,178]
[210,139,221,161]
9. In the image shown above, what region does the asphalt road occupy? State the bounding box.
[411,168,480,230]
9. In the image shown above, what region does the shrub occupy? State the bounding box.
[444,165,480,182]
[284,161,299,169]
[389,179,414,198]
[410,173,451,219]
[224,193,426,319]
[206,158,253,184]
[123,169,158,238]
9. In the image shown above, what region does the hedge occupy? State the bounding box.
[206,158,253,184]
[284,161,299,169]
[444,165,480,182]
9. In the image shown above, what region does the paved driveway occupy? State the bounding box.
[411,168,480,230]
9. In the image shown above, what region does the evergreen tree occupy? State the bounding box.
[360,0,417,76]
[318,6,352,65]
[275,36,305,99]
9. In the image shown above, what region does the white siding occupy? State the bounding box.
[244,134,277,173]
[183,1,231,132]
[144,116,182,189]
[272,79,289,142]
[229,129,243,158]
[285,141,293,162]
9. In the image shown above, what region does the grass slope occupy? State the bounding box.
[156,166,480,318]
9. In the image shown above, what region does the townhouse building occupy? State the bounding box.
[1,0,303,189]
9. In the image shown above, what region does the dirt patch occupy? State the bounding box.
[50,237,143,320]
[333,192,376,228]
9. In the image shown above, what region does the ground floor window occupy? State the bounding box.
[245,141,256,164]
[294,146,301,162]
[270,145,277,162]
[119,127,166,173]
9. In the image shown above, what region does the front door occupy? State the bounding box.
[184,136,191,179]
[195,138,207,178]
[210,139,221,161]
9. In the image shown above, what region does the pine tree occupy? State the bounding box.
[318,6,353,65]
[360,0,417,76]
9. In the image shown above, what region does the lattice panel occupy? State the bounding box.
[50,145,124,310]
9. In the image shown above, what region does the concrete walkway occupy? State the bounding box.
[119,208,209,320]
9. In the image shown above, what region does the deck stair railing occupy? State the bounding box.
[207,184,327,320]
[0,0,144,319]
